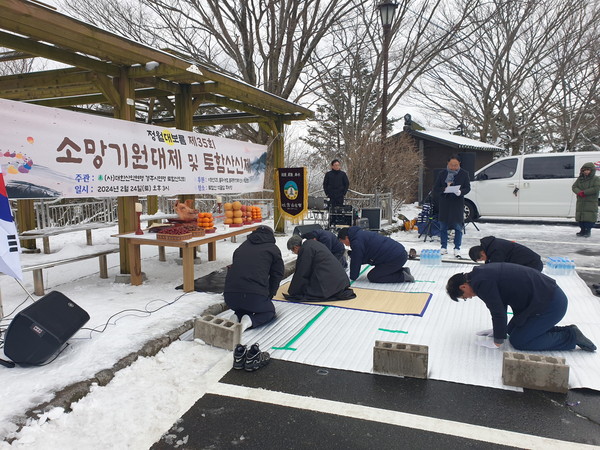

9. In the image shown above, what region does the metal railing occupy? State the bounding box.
[308,189,394,224]
[34,198,118,228]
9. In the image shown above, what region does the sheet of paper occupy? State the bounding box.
[444,185,461,194]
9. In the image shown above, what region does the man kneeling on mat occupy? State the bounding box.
[446,263,596,352]
[338,226,414,283]
[469,235,543,271]
[285,235,355,302]
[224,225,284,331]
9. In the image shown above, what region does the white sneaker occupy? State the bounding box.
[440,248,448,255]
[454,248,462,258]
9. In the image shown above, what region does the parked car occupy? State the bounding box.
[464,152,600,221]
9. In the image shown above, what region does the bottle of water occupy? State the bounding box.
[434,249,442,266]
[546,257,556,275]
[420,249,429,265]
[569,259,576,275]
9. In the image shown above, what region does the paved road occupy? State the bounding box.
[152,222,600,449]
[152,360,600,449]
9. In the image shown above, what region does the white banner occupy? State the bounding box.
[0,98,267,199]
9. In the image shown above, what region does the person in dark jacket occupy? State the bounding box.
[446,263,596,352]
[323,159,350,209]
[224,225,284,330]
[285,235,355,301]
[338,226,414,283]
[302,228,347,268]
[571,162,600,238]
[433,155,471,257]
[468,236,543,271]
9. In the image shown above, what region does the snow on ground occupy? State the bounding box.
[0,204,598,448]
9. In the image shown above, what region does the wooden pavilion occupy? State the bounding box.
[0,0,312,274]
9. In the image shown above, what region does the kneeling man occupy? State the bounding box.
[338,226,414,283]
[469,236,543,271]
[446,263,595,352]
[286,235,355,301]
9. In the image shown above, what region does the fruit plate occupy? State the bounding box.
[228,223,243,227]
[157,232,192,241]
[203,227,217,233]
[190,229,206,237]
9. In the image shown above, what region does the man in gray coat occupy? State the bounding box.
[285,235,355,302]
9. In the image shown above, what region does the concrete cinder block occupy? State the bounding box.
[502,351,569,393]
[194,315,241,351]
[373,340,428,379]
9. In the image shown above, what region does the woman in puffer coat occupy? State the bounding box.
[571,162,600,237]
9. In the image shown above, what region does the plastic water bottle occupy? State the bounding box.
[420,249,429,265]
[546,257,556,275]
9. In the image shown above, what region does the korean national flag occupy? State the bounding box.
[0,173,23,280]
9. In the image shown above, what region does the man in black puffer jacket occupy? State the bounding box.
[469,236,543,272]
[224,226,284,330]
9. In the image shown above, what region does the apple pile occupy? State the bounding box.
[158,226,192,235]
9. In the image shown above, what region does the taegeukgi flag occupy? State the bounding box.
[0,172,23,280]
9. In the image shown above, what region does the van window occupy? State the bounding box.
[476,158,517,180]
[523,156,574,179]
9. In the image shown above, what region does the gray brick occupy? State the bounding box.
[373,340,428,379]
[502,351,569,393]
[194,315,241,351]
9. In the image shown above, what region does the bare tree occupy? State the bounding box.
[411,0,600,154]
[347,133,422,208]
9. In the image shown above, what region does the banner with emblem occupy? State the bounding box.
[275,167,307,221]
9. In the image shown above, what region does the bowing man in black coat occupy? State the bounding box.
[469,236,543,271]
[446,263,596,352]
[285,235,355,302]
[301,228,347,268]
[224,226,284,329]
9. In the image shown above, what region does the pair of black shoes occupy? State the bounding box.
[233,343,271,371]
[576,230,591,237]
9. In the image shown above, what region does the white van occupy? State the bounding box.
[464,152,600,221]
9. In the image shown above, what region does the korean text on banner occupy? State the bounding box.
[0,98,266,199]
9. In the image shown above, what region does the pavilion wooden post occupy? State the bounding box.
[114,68,137,275]
[271,119,285,234]
[175,84,195,208]
[15,199,36,250]
[175,85,197,258]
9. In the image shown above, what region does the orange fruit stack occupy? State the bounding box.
[197,212,214,229]
[223,202,233,225]
[251,206,262,222]
[232,202,243,225]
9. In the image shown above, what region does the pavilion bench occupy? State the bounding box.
[22,247,120,296]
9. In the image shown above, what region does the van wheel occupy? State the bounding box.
[464,200,478,222]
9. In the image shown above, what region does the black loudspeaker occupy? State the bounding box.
[4,291,90,366]
[293,223,323,236]
[308,196,327,210]
[458,152,476,180]
[361,208,381,230]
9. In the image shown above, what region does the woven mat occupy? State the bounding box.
[274,282,432,316]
